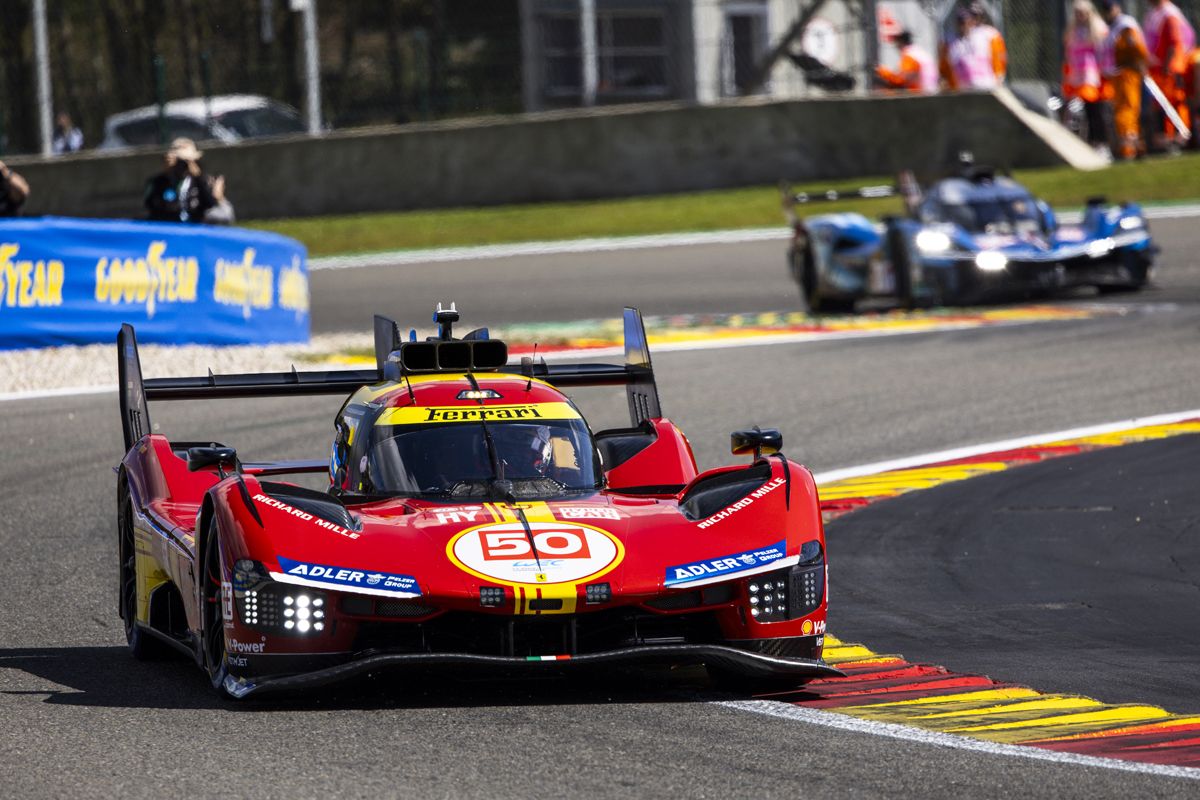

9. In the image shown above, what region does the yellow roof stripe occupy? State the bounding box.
[378,402,581,425]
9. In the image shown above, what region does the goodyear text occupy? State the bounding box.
[94,240,199,318]
[0,243,64,309]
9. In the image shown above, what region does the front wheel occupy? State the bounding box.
[1097,249,1150,294]
[200,518,234,697]
[118,476,172,660]
[790,245,854,314]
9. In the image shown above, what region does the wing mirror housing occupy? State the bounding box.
[187,446,238,475]
[731,428,783,459]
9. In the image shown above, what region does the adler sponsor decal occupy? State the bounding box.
[276,556,420,595]
[696,477,786,529]
[252,493,361,540]
[0,243,64,309]
[664,540,787,586]
[93,240,199,317]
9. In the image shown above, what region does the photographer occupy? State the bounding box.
[143,138,234,224]
[0,160,30,217]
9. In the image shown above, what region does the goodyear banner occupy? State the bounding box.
[0,217,309,349]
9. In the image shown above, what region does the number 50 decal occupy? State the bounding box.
[450,522,622,586]
[482,529,592,560]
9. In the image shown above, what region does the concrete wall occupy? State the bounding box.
[8,91,1087,222]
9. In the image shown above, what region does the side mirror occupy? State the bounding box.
[187,446,238,474]
[731,428,783,458]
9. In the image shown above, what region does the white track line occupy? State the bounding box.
[717,700,1200,781]
[308,228,789,271]
[0,384,118,404]
[308,203,1200,271]
[811,407,1200,484]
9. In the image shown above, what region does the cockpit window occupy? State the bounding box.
[936,196,1042,235]
[353,418,599,499]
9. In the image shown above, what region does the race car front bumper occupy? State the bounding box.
[222,644,842,698]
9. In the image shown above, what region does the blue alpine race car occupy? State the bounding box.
[783,167,1156,312]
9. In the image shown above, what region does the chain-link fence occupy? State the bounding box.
[0,0,523,155]
[2,0,1199,156]
[1003,0,1200,85]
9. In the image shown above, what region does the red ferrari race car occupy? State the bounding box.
[116,306,837,698]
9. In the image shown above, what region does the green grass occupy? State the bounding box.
[247,153,1200,258]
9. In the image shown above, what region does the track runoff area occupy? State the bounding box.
[718,411,1200,779]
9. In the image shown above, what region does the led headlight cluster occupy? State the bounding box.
[232,560,326,635]
[584,582,611,605]
[479,586,506,607]
[282,593,326,633]
[798,570,820,611]
[746,575,790,622]
[746,541,825,623]
[242,589,263,626]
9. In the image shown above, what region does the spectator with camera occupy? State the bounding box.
[0,160,30,217]
[143,137,234,225]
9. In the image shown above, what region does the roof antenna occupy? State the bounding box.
[526,343,537,391]
[403,371,415,404]
[434,302,459,341]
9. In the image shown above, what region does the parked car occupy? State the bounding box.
[98,95,306,150]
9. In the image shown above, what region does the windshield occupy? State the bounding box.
[941,196,1042,235]
[215,106,305,138]
[358,419,599,499]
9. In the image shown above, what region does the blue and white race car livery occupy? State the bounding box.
[783,167,1157,312]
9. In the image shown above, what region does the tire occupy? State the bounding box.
[791,245,854,314]
[200,517,234,697]
[884,218,914,309]
[1097,249,1150,294]
[118,475,173,660]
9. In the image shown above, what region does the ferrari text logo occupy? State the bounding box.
[424,405,543,422]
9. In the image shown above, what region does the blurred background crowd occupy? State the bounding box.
[0,1,1195,164]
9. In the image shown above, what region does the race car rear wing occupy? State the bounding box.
[780,172,922,219]
[117,307,662,452]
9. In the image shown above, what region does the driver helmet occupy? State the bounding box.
[494,424,555,478]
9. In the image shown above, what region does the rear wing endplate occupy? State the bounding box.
[117,307,662,453]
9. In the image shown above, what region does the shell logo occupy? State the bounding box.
[447,521,624,587]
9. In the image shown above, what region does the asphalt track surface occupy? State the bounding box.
[2,220,1200,797]
[833,434,1200,715]
[308,218,1200,333]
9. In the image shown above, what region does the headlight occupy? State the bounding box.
[1119,217,1143,231]
[238,582,326,634]
[915,230,953,253]
[975,251,1008,272]
[1087,237,1115,258]
[745,541,824,622]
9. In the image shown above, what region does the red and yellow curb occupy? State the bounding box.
[322,305,1115,366]
[790,417,1200,767]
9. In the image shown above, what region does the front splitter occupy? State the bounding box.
[224,644,843,698]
